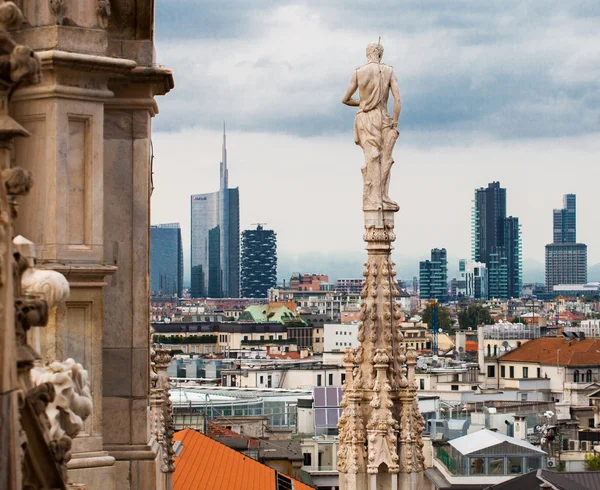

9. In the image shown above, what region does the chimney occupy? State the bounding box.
[514,415,527,440]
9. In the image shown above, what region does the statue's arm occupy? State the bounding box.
[391,71,401,125]
[342,71,359,107]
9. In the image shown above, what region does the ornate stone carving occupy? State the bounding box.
[30,359,93,442]
[343,42,401,214]
[150,345,175,473]
[97,0,111,28]
[338,43,423,489]
[49,0,67,25]
[14,236,70,307]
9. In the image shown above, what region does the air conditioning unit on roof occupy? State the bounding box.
[546,457,557,468]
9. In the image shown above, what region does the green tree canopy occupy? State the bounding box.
[421,304,452,331]
[458,304,492,330]
[584,453,600,471]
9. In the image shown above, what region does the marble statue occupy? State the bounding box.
[342,42,401,214]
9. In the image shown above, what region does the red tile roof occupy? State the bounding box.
[499,337,600,366]
[173,429,313,490]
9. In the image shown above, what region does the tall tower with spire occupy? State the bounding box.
[191,123,240,298]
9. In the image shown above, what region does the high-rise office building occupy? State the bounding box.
[190,126,240,298]
[545,243,587,290]
[553,194,576,244]
[419,248,448,303]
[150,223,183,297]
[546,194,587,291]
[472,182,522,299]
[241,224,277,298]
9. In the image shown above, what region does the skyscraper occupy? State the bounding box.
[472,182,522,299]
[190,126,240,298]
[553,194,576,244]
[419,248,448,303]
[150,223,183,298]
[241,224,277,298]
[546,194,587,291]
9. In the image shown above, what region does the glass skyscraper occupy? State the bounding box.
[472,182,522,299]
[150,223,183,297]
[190,127,240,298]
[241,224,277,298]
[419,248,448,303]
[553,194,576,244]
[546,194,586,291]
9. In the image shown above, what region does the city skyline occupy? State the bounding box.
[150,2,600,285]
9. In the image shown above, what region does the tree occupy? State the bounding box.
[584,453,600,471]
[511,316,526,324]
[458,304,492,330]
[421,304,452,331]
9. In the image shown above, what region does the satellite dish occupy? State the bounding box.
[438,328,443,333]
[502,341,509,348]
[459,347,464,353]
[432,360,439,367]
[499,346,506,352]
[466,353,473,361]
[416,359,425,369]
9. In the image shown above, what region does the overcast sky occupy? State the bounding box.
[150,1,600,283]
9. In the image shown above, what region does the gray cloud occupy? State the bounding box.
[153,1,600,139]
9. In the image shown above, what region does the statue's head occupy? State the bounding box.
[366,42,384,62]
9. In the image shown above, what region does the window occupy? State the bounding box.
[303,453,312,466]
[269,335,274,340]
[493,345,497,357]
[328,374,333,386]
[587,370,593,383]
[260,335,264,341]
[317,374,322,386]
[508,457,523,474]
[420,379,425,390]
[487,365,495,378]
[509,366,515,378]
[243,335,248,341]
[259,376,264,384]
[574,370,580,383]
[267,375,272,388]
[501,365,506,378]
[521,393,528,401]
[487,345,491,357]
[278,335,282,340]
[341,373,346,385]
[537,367,541,378]
[589,418,596,428]
[451,385,459,391]
[523,367,529,379]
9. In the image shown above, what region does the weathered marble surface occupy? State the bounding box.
[342,42,402,218]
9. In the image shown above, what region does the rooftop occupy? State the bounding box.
[173,429,312,490]
[449,429,545,456]
[499,337,600,366]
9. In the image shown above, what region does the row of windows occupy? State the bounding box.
[242,335,283,341]
[335,331,353,335]
[487,365,595,382]
[335,342,352,347]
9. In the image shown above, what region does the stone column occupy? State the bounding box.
[11,50,140,490]
[101,73,173,490]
